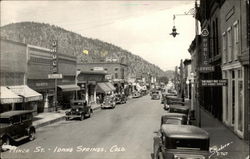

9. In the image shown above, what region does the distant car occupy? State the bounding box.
[115,94,127,104]
[132,91,141,98]
[65,100,92,121]
[151,91,161,100]
[101,95,116,109]
[0,110,36,151]
[153,124,210,159]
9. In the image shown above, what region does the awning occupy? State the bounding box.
[58,84,80,92]
[0,86,23,104]
[8,85,43,102]
[105,82,116,91]
[96,83,111,93]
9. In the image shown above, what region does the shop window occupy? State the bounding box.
[115,73,118,79]
[233,21,239,60]
[224,71,228,121]
[231,70,235,125]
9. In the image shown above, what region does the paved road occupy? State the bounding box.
[1,95,165,159]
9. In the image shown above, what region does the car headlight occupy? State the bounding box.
[76,109,79,112]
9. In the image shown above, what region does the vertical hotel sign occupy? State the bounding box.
[199,28,214,73]
[51,40,58,74]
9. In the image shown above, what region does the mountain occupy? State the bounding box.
[1,22,167,77]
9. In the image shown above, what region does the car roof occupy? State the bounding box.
[161,124,209,139]
[0,110,34,118]
[169,105,189,110]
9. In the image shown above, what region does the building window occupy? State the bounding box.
[231,70,235,125]
[115,73,118,79]
[114,68,119,71]
[227,27,233,62]
[223,71,228,121]
[104,68,108,71]
[237,69,243,132]
[90,69,93,71]
[222,32,227,63]
[233,21,239,60]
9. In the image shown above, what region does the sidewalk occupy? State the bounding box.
[33,103,101,129]
[185,99,249,159]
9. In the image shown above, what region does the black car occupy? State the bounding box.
[160,113,188,126]
[115,94,127,104]
[153,124,210,159]
[0,110,36,151]
[65,100,92,120]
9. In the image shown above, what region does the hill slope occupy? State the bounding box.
[1,22,166,77]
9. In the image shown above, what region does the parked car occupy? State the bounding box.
[151,91,161,100]
[169,105,190,116]
[140,90,148,96]
[115,94,127,104]
[101,95,116,109]
[65,100,92,121]
[153,124,210,159]
[160,113,188,126]
[132,91,141,98]
[0,110,36,151]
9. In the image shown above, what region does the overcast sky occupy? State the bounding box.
[1,1,198,71]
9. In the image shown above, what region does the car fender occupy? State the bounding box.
[27,126,36,134]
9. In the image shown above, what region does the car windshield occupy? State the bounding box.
[167,138,209,150]
[0,118,11,124]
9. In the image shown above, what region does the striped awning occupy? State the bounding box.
[105,82,116,91]
[8,85,43,102]
[0,86,23,104]
[96,83,111,93]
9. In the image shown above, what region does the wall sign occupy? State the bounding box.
[201,79,228,86]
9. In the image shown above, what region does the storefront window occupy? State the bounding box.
[238,69,243,132]
[224,71,228,121]
[232,70,235,125]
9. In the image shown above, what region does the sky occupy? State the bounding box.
[1,0,198,71]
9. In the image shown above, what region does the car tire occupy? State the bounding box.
[2,136,10,145]
[80,114,84,121]
[29,129,36,141]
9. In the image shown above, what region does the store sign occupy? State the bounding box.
[198,65,215,73]
[201,79,228,86]
[48,74,62,79]
[93,67,104,71]
[35,82,48,87]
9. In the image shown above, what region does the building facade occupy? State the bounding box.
[0,39,42,114]
[220,0,249,139]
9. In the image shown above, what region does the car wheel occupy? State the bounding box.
[80,114,84,121]
[29,129,36,141]
[2,136,10,145]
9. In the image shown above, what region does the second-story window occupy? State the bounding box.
[114,68,119,71]
[233,20,239,61]
[222,32,227,64]
[227,27,233,62]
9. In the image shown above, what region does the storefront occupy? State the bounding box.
[0,86,23,113]
[8,85,43,115]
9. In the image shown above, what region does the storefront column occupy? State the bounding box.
[94,86,97,104]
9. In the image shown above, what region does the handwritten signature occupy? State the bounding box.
[209,141,233,158]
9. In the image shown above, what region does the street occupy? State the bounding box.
[1,95,164,159]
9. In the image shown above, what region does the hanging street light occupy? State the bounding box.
[170,25,179,38]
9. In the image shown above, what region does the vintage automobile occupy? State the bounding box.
[132,91,141,98]
[166,96,185,105]
[153,124,210,159]
[101,95,116,109]
[115,94,127,104]
[151,91,161,100]
[0,110,36,151]
[161,113,188,126]
[169,105,190,116]
[65,100,92,120]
